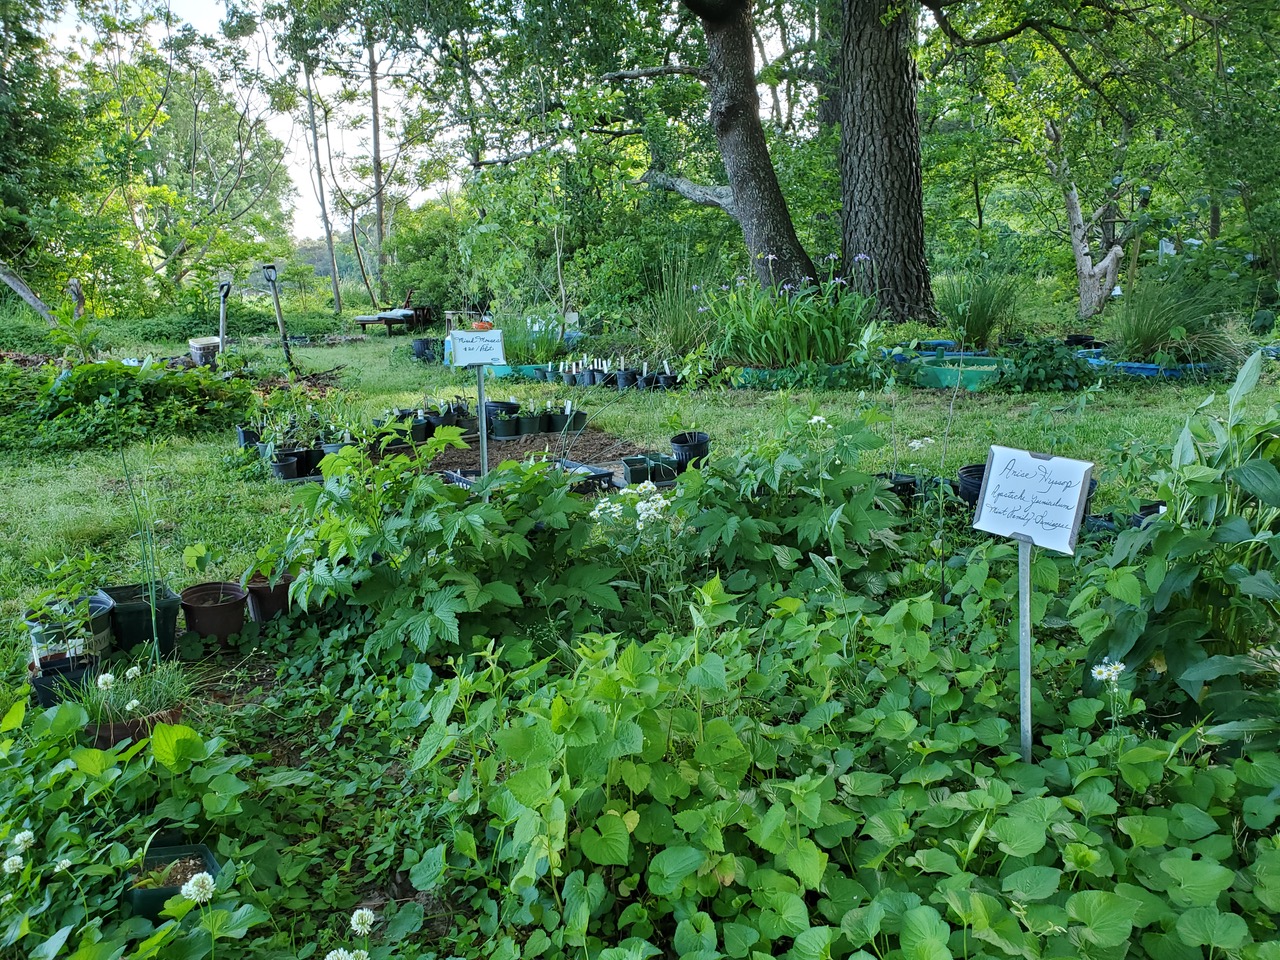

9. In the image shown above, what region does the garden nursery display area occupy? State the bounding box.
[2,320,1279,960]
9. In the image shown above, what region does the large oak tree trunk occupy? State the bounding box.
[840,0,934,320]
[684,0,814,287]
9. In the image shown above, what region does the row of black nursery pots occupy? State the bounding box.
[531,367,679,390]
[26,577,293,708]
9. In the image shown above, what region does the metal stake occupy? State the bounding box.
[1017,533,1033,762]
[477,364,489,477]
[217,281,231,353]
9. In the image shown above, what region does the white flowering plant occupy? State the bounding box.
[68,659,195,724]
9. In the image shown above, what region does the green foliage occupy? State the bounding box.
[1072,353,1280,731]
[1106,282,1244,365]
[495,309,566,364]
[1002,339,1099,392]
[0,700,265,958]
[707,275,881,367]
[637,249,714,359]
[22,358,252,451]
[934,269,1020,350]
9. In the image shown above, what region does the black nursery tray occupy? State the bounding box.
[555,459,612,495]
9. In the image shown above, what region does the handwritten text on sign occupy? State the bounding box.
[972,446,1093,554]
[449,330,507,367]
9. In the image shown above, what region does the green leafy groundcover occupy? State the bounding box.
[0,358,252,451]
[3,402,1278,959]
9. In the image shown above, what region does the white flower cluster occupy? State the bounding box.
[181,871,216,904]
[589,498,624,522]
[125,700,142,713]
[125,666,142,680]
[2,856,23,875]
[351,908,376,936]
[908,437,936,451]
[808,415,831,428]
[324,950,370,960]
[12,830,34,853]
[1091,658,1126,683]
[635,493,672,532]
[96,673,115,691]
[56,858,72,872]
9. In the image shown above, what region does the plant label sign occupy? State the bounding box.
[972,446,1093,555]
[449,330,506,368]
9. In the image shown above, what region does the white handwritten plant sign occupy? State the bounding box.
[449,330,506,367]
[973,446,1093,555]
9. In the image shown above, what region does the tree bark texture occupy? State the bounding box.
[306,64,343,313]
[840,0,934,321]
[368,35,387,304]
[0,258,53,323]
[1061,181,1123,320]
[684,0,815,287]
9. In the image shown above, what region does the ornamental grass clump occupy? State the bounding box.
[933,268,1019,351]
[1105,281,1244,365]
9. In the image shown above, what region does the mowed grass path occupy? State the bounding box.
[3,335,1274,673]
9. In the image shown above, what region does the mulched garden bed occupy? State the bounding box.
[422,427,650,482]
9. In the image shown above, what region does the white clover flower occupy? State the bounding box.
[351,907,376,936]
[323,950,354,960]
[181,871,216,904]
[3,855,23,874]
[56,858,72,871]
[125,666,142,680]
[1090,658,1126,683]
[125,699,142,713]
[351,951,369,960]
[0,892,10,904]
[13,830,34,853]
[96,673,115,691]
[907,437,936,451]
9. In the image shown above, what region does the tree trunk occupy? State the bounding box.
[0,258,53,323]
[839,0,934,321]
[368,33,387,305]
[1061,181,1123,320]
[683,0,814,287]
[305,64,342,314]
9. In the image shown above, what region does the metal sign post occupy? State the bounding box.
[217,280,232,353]
[972,445,1093,764]
[447,330,507,480]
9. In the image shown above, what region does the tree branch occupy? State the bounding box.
[639,169,738,220]
[600,64,709,83]
[0,258,53,323]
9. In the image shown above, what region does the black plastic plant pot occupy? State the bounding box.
[616,369,639,389]
[670,431,710,473]
[648,455,679,484]
[622,457,649,484]
[255,441,271,461]
[571,411,588,431]
[956,464,987,506]
[270,456,298,480]
[574,372,592,387]
[600,371,618,388]
[492,418,520,439]
[321,441,353,456]
[426,411,457,428]
[589,369,607,385]
[411,418,431,443]
[484,400,521,420]
[561,372,576,385]
[518,415,543,435]
[28,654,97,707]
[1065,333,1100,348]
[548,413,572,432]
[411,338,441,361]
[104,584,181,656]
[235,425,260,448]
[657,374,677,389]
[127,844,220,923]
[26,589,116,657]
[878,472,920,506]
[246,574,294,622]
[180,582,248,643]
[531,368,548,381]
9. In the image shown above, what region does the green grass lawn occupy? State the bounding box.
[3,333,1275,684]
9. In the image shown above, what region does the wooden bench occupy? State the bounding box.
[353,305,434,335]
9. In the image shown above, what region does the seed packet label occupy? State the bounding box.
[448,330,506,367]
[972,445,1093,555]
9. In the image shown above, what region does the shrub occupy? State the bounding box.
[1002,339,1099,392]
